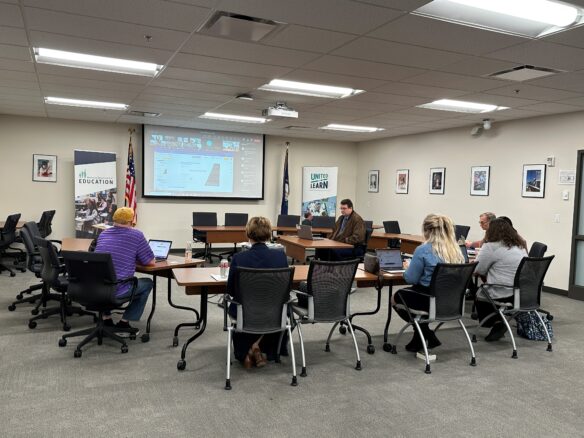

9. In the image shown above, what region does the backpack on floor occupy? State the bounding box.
[515,312,553,341]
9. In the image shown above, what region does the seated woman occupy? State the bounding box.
[391,214,465,352]
[474,218,528,341]
[226,216,289,368]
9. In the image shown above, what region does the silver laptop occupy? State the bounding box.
[376,248,405,273]
[297,224,324,241]
[148,239,172,261]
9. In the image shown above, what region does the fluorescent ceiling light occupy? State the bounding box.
[259,79,364,99]
[34,48,162,76]
[44,97,128,110]
[200,112,268,124]
[413,0,584,38]
[320,124,383,133]
[418,99,509,113]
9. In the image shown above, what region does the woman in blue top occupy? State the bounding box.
[392,214,465,352]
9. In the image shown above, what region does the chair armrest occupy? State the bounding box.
[292,289,310,297]
[349,287,357,295]
[115,276,139,302]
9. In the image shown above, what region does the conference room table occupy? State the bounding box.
[277,235,353,263]
[191,225,247,244]
[273,226,333,236]
[368,232,425,254]
[172,264,382,371]
[60,237,205,343]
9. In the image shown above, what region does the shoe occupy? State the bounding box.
[115,321,140,338]
[243,354,254,369]
[425,330,442,349]
[405,333,423,353]
[485,323,506,342]
[252,346,267,368]
[103,318,114,328]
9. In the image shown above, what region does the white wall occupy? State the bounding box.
[0,115,357,247]
[356,111,584,291]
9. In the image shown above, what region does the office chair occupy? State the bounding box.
[192,212,220,262]
[29,237,94,331]
[312,215,335,230]
[473,256,555,358]
[276,214,300,235]
[37,210,56,238]
[8,223,44,311]
[291,259,361,376]
[392,262,479,374]
[383,220,401,249]
[364,220,373,230]
[0,213,22,277]
[223,266,297,390]
[454,224,471,242]
[220,213,249,259]
[59,251,139,357]
[528,242,553,321]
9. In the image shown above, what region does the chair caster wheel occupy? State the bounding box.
[177,360,186,371]
[10,272,15,277]
[391,346,397,354]
[382,343,392,352]
[470,312,478,320]
[324,344,330,352]
[58,338,67,347]
[121,345,129,354]
[28,321,37,329]
[471,335,477,343]
[547,315,553,321]
[74,349,82,358]
[16,294,23,300]
[63,324,71,332]
[172,336,179,347]
[20,268,26,273]
[97,338,103,345]
[8,304,16,311]
[339,326,347,335]
[31,309,39,315]
[367,345,375,354]
[138,333,146,342]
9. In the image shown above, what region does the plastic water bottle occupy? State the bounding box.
[185,241,192,261]
[220,258,229,278]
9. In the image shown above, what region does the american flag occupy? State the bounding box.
[125,136,137,223]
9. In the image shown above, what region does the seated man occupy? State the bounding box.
[466,212,496,248]
[317,199,365,261]
[94,207,155,335]
[301,211,313,226]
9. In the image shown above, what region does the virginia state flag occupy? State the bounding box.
[280,146,289,215]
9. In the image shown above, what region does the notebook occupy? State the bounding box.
[148,239,172,261]
[376,248,405,273]
[297,224,324,241]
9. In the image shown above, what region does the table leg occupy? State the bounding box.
[177,290,208,371]
[141,273,157,343]
[346,282,383,355]
[382,283,394,352]
[169,276,201,347]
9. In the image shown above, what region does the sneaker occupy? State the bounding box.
[115,320,140,338]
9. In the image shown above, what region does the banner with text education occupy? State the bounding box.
[74,150,117,238]
[302,167,338,218]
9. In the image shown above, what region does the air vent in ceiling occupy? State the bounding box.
[201,11,282,42]
[127,110,160,118]
[488,65,563,82]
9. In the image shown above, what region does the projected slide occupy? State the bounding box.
[143,125,264,199]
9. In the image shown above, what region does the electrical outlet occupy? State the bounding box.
[553,214,560,223]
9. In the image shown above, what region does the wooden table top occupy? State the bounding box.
[191,225,246,231]
[0,220,26,229]
[61,237,94,251]
[370,232,425,243]
[278,235,353,249]
[136,255,205,272]
[273,226,333,233]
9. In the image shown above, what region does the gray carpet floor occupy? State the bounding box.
[1,268,583,438]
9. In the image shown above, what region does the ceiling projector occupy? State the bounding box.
[262,102,298,118]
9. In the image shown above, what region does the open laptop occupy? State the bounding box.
[148,239,172,261]
[459,244,469,263]
[297,224,324,241]
[376,248,405,273]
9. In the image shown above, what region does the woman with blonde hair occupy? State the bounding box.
[392,214,465,352]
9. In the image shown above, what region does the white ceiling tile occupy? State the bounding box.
[515,102,583,114]
[39,73,145,92]
[485,41,584,71]
[401,71,505,92]
[0,44,32,61]
[351,0,431,11]
[436,56,522,77]
[151,77,244,95]
[41,84,140,102]
[25,8,190,51]
[332,37,466,69]
[316,99,406,113]
[180,34,320,68]
[22,0,211,32]
[0,58,35,72]
[368,14,527,56]
[557,96,584,107]
[264,25,356,53]
[279,69,385,90]
[213,0,404,34]
[166,0,215,7]
[484,84,581,101]
[36,64,152,85]
[372,82,468,99]
[544,24,584,50]
[348,92,428,106]
[0,3,24,27]
[146,86,234,102]
[0,85,42,97]
[527,71,584,94]
[0,78,40,91]
[46,108,121,122]
[0,26,29,46]
[160,67,267,88]
[456,92,539,108]
[0,69,37,82]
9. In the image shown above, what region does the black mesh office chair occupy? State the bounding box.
[37,210,56,238]
[8,223,44,311]
[276,214,300,235]
[223,266,296,390]
[528,242,553,321]
[473,256,555,358]
[392,262,478,374]
[383,220,401,249]
[192,212,220,262]
[220,213,249,259]
[0,213,22,277]
[59,251,139,357]
[364,220,373,230]
[30,237,94,331]
[312,215,335,230]
[454,224,471,242]
[291,259,361,376]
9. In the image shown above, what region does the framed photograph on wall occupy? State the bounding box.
[470,166,490,196]
[32,154,57,183]
[429,167,445,194]
[522,164,546,198]
[395,169,409,194]
[368,170,379,193]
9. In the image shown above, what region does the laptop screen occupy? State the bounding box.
[459,245,469,263]
[376,248,403,270]
[149,240,172,259]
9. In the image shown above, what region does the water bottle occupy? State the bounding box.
[220,258,229,278]
[185,241,192,261]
